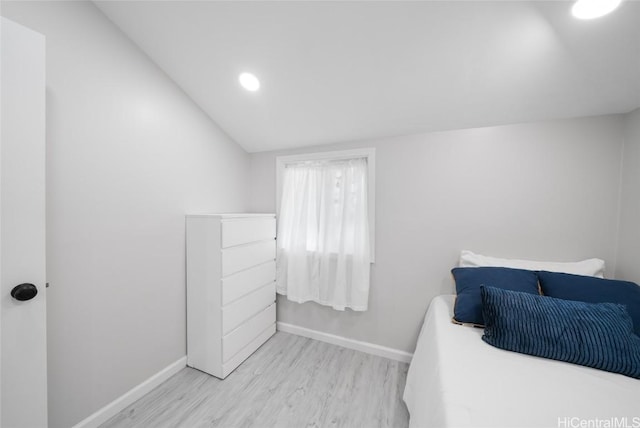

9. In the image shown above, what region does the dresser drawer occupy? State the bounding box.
[222,261,275,305]
[221,217,275,248]
[222,240,275,277]
[222,282,275,335]
[222,304,276,362]
[221,323,275,378]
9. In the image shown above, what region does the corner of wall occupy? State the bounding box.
[613,108,640,280]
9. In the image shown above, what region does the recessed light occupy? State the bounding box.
[239,72,260,91]
[572,0,622,19]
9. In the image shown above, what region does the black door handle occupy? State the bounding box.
[11,283,38,301]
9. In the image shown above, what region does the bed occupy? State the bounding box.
[403,295,640,428]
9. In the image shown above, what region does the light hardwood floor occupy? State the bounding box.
[101,332,410,428]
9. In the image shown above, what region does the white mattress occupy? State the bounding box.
[403,295,640,428]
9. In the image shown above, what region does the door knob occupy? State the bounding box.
[11,283,38,301]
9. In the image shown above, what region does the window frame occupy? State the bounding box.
[276,148,376,263]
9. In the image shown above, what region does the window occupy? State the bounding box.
[275,148,376,311]
[276,148,376,262]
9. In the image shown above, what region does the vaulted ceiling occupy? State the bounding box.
[95,0,640,153]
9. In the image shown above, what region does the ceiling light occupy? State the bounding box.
[239,73,260,91]
[571,0,622,19]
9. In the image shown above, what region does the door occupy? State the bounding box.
[1,17,47,427]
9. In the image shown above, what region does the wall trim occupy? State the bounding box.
[72,356,187,428]
[276,322,413,363]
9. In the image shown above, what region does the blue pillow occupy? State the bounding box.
[451,267,539,326]
[481,286,640,379]
[537,271,640,337]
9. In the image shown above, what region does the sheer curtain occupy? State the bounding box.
[276,157,371,311]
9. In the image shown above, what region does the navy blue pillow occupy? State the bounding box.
[451,267,539,326]
[537,271,640,337]
[481,286,640,379]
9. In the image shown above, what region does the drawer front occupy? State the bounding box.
[222,261,276,305]
[221,218,276,248]
[221,323,275,378]
[222,282,275,335]
[222,304,276,362]
[222,240,275,277]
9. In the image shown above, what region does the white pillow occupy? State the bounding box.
[458,250,605,278]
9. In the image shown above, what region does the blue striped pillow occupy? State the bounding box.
[537,271,640,337]
[481,286,640,379]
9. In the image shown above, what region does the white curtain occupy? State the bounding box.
[276,158,371,311]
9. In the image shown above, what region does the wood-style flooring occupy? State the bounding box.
[101,332,410,428]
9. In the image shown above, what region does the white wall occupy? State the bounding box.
[615,108,640,282]
[1,2,249,427]
[250,115,624,353]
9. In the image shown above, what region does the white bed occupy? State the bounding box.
[403,295,640,428]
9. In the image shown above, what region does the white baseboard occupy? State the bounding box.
[72,356,187,428]
[276,322,413,363]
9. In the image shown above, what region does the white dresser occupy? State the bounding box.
[186,213,276,379]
